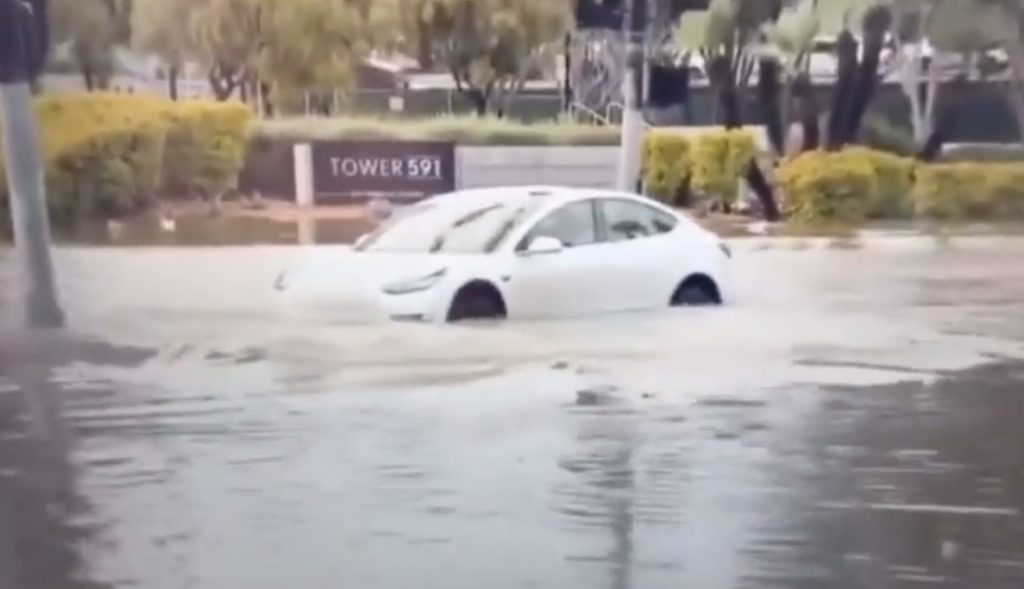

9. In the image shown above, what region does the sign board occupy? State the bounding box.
[311,141,456,202]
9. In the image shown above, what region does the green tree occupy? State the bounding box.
[131,0,199,100]
[257,0,367,114]
[51,0,132,90]
[190,0,264,101]
[756,0,821,152]
[888,0,1024,151]
[392,0,441,68]
[424,0,572,116]
[675,0,787,220]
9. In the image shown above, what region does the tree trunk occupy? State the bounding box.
[896,41,927,145]
[709,55,741,129]
[168,65,180,101]
[792,74,821,152]
[757,58,785,156]
[464,87,489,116]
[1007,82,1024,144]
[844,6,891,146]
[745,160,781,222]
[707,53,778,220]
[562,32,573,113]
[916,108,955,162]
[208,68,238,101]
[917,74,966,162]
[82,63,95,91]
[1004,40,1024,144]
[261,81,275,117]
[826,31,858,150]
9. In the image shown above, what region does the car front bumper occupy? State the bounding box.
[279,286,448,324]
[379,289,448,323]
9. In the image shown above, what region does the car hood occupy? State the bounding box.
[280,248,466,293]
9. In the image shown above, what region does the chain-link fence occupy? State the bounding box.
[299,87,566,122]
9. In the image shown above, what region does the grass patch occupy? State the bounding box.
[253,115,622,146]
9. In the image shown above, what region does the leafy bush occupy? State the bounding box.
[984,165,1024,217]
[642,132,691,204]
[0,93,253,224]
[844,147,915,218]
[691,130,755,207]
[912,163,1024,220]
[162,101,253,197]
[777,150,877,225]
[780,145,1024,224]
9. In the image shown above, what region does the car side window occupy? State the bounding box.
[519,201,598,250]
[601,199,678,242]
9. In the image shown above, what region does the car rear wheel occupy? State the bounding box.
[670,275,722,307]
[447,282,507,323]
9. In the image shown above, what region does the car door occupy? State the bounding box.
[596,198,681,310]
[503,200,611,318]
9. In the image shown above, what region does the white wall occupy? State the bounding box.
[456,146,620,190]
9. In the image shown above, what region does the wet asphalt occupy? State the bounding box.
[3,235,1024,588]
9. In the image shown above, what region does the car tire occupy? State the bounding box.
[447,283,507,323]
[670,275,722,307]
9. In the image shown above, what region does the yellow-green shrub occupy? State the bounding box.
[47,121,167,221]
[691,130,755,207]
[912,163,1024,220]
[642,131,691,204]
[777,150,877,225]
[1,93,253,224]
[162,100,253,198]
[983,165,1024,217]
[844,147,915,218]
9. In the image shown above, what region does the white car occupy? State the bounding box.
[276,186,733,323]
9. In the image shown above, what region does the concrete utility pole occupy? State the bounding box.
[616,0,646,193]
[1,0,65,328]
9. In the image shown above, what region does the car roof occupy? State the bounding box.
[427,185,662,209]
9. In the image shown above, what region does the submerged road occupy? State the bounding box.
[4,235,1024,588]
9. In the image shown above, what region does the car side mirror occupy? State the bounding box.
[522,235,564,256]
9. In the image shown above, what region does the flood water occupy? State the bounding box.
[42,212,372,247]
[4,235,1024,588]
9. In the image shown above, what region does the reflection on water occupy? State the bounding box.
[6,236,1024,588]
[46,213,373,247]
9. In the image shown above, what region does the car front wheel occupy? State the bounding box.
[670,275,722,307]
[447,282,508,323]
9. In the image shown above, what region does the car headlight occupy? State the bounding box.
[382,268,448,295]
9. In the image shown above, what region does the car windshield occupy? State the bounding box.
[355,193,547,254]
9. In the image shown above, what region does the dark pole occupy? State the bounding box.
[0,0,65,328]
[563,32,572,114]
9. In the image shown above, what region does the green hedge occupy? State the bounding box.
[162,101,253,198]
[844,147,915,219]
[642,131,691,205]
[779,147,1024,224]
[0,93,253,224]
[691,130,756,208]
[912,163,1024,220]
[777,150,877,225]
[254,115,621,146]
